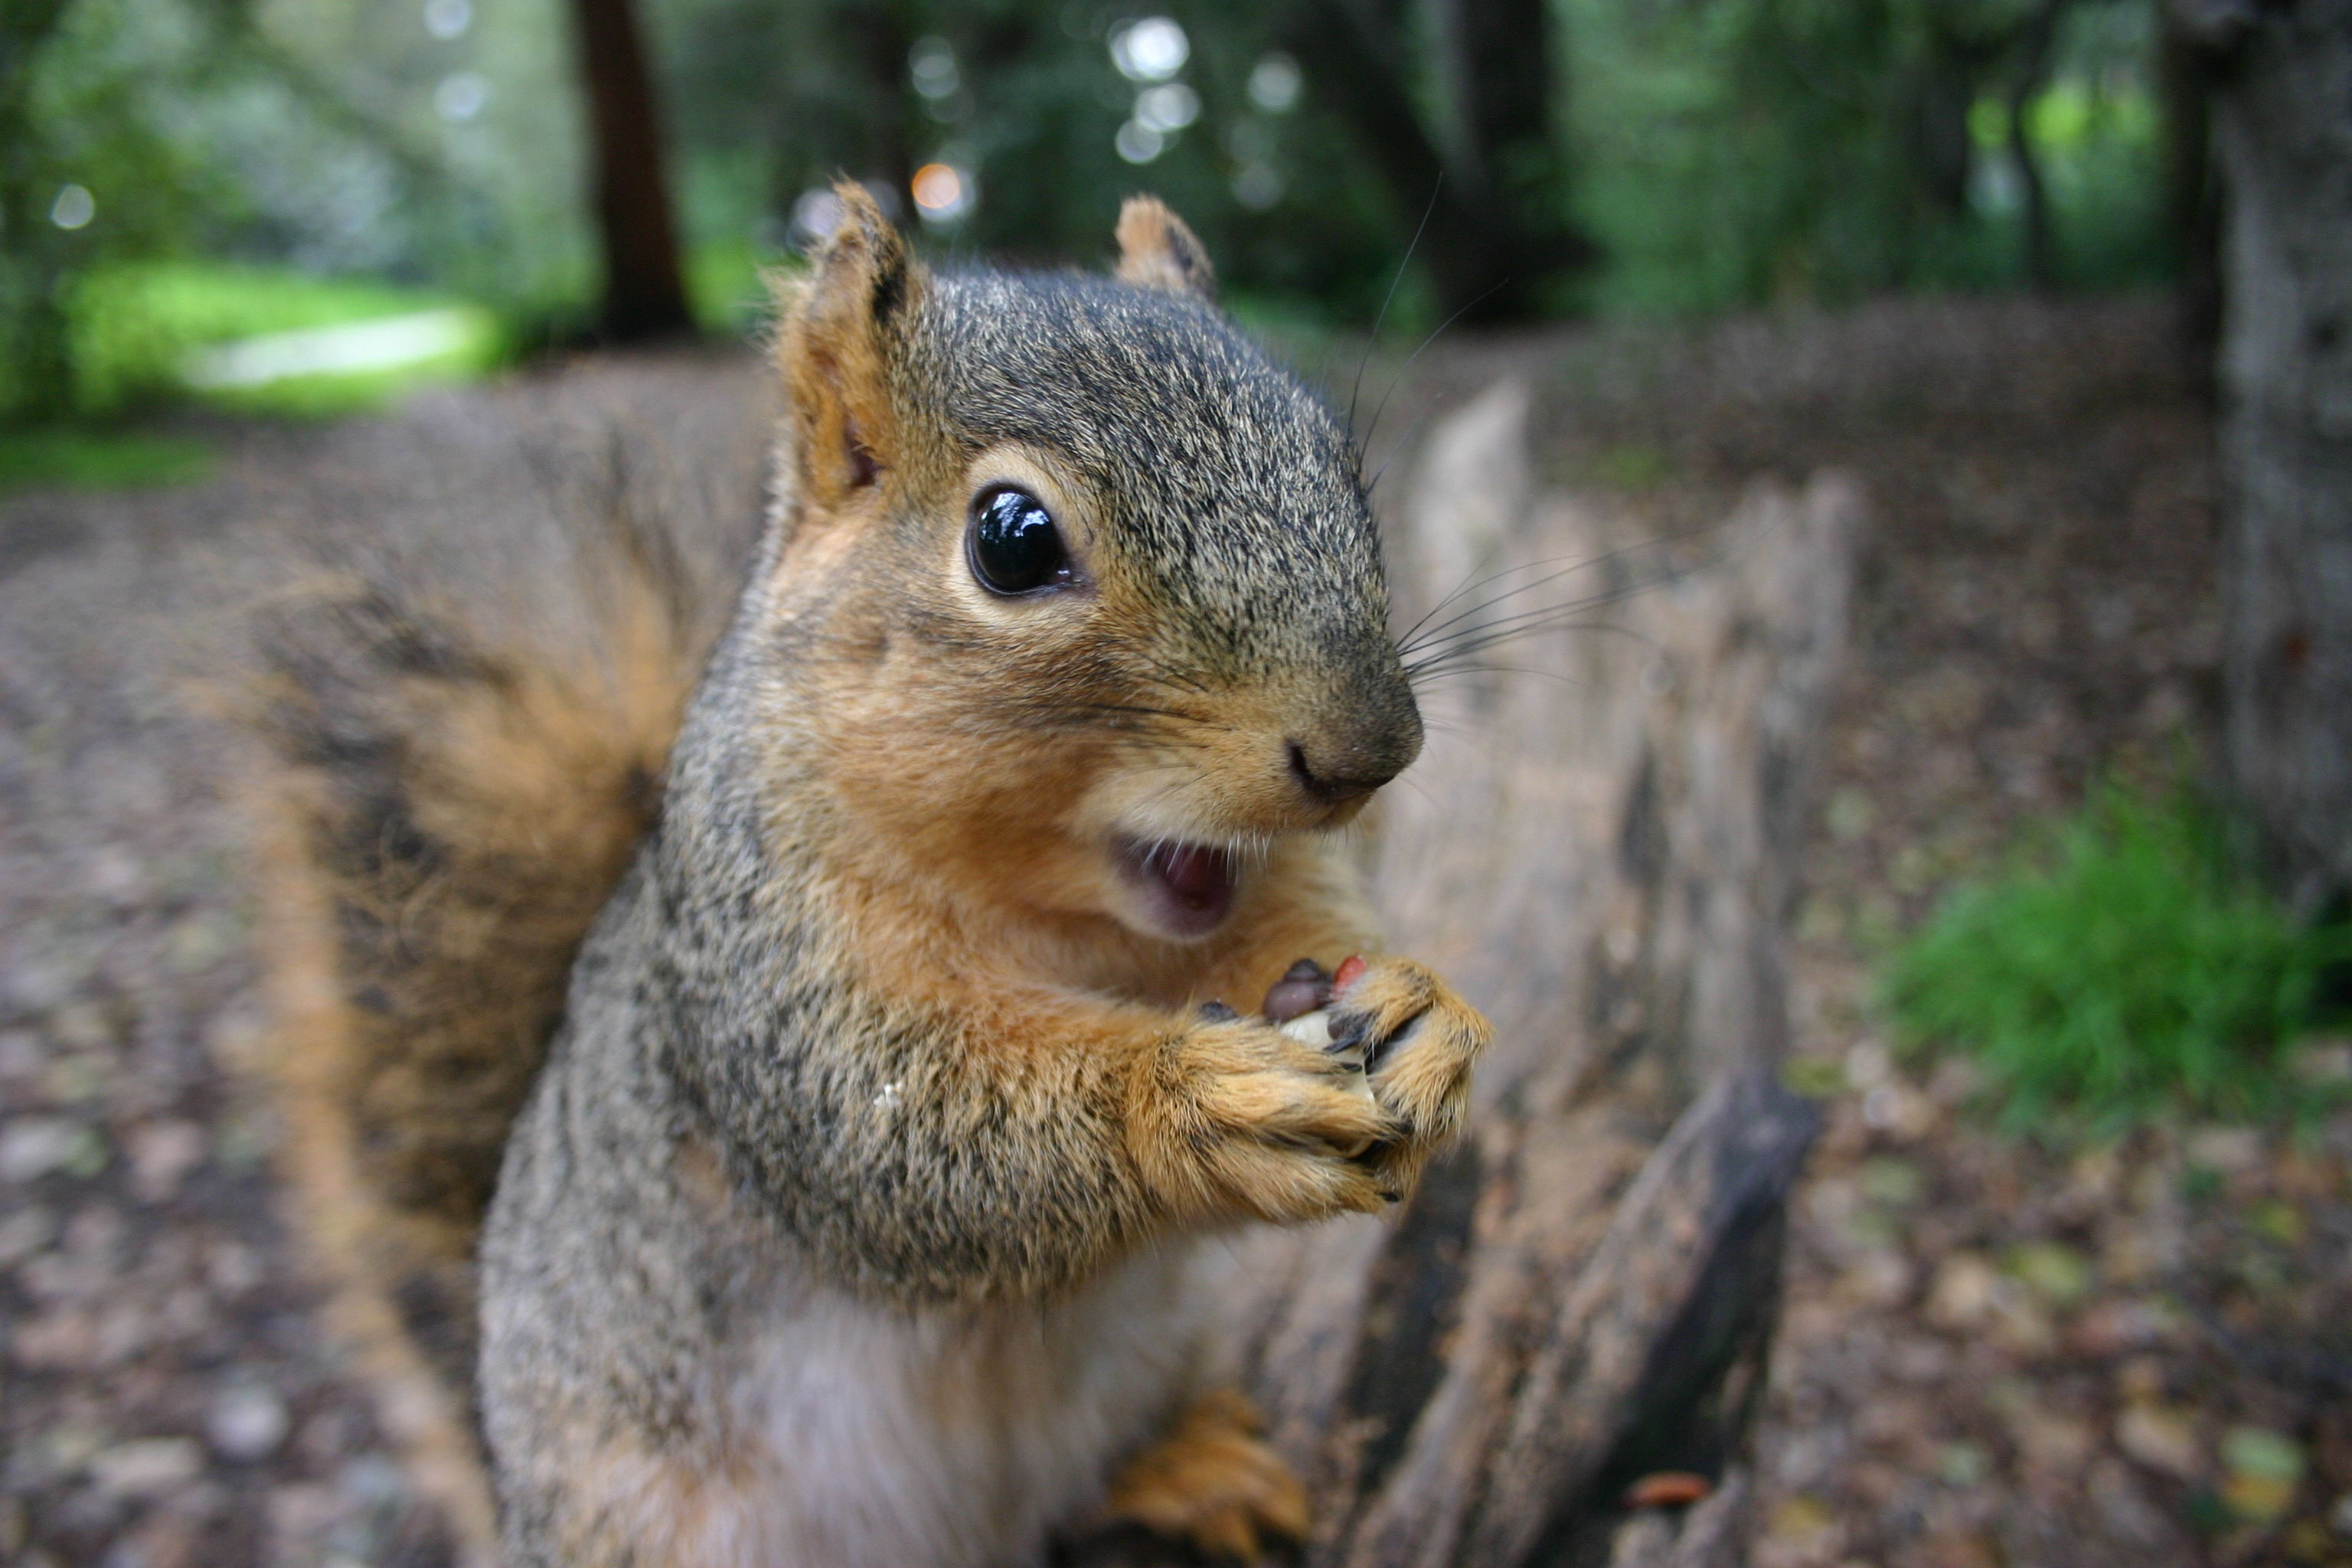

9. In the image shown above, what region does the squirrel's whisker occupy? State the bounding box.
[1396,549,1601,649]
[1408,616,1672,679]
[1348,176,1442,436]
[1129,653,1217,701]
[1359,276,1511,468]
[1397,534,1687,656]
[1407,662,1592,694]
[1364,403,1442,500]
[1400,547,1706,671]
[1406,586,1642,662]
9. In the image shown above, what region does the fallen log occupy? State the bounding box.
[1067,381,1859,1566]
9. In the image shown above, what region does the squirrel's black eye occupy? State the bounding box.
[967,485,1070,596]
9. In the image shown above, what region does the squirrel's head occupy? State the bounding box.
[753,185,1419,944]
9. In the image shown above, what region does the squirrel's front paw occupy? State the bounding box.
[1330,956,1491,1192]
[1265,956,1491,1200]
[1149,1011,1399,1224]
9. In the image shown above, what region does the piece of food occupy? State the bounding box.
[1262,958,1333,1022]
[1277,1010,1336,1050]
[1260,957,1372,1096]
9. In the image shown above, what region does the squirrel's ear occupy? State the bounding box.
[776,181,924,504]
[1114,196,1216,303]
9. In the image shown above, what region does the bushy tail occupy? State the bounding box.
[240,367,767,1560]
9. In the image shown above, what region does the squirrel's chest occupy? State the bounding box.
[719,1243,1210,1568]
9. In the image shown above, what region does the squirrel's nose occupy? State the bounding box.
[1285,656,1425,808]
[1286,720,1420,805]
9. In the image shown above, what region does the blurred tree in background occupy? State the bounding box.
[2197,0,2352,921]
[1573,0,2171,311]
[571,0,692,339]
[0,0,2180,421]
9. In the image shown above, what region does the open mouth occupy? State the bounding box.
[1112,836,1240,939]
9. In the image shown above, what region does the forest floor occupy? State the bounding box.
[1,293,2346,1567]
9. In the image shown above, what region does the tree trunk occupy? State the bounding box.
[1067,384,1860,1566]
[2158,8,2222,384]
[1436,0,1564,222]
[1907,54,1979,220]
[2007,0,2069,292]
[845,3,915,212]
[1282,0,1591,322]
[568,0,693,342]
[2201,0,2352,915]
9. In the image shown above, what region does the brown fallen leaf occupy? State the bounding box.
[1625,1471,1713,1509]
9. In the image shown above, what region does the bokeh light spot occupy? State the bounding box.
[1233,166,1283,210]
[1111,18,1188,83]
[912,163,975,222]
[909,38,959,101]
[1134,83,1199,133]
[1115,122,1165,165]
[435,72,488,121]
[50,184,94,230]
[1248,54,1302,113]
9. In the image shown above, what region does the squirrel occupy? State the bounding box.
[250,186,1491,1567]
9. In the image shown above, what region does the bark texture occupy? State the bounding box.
[2202,0,2352,913]
[1070,386,1860,1566]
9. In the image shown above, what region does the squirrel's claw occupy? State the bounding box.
[1328,957,1491,1184]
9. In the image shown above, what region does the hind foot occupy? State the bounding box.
[1105,1390,1308,1562]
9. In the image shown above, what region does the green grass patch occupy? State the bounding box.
[181,332,501,420]
[1880,782,2352,1132]
[0,426,212,493]
[65,260,505,419]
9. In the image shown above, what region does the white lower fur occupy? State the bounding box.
[679,1243,1214,1567]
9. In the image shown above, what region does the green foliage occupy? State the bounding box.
[1,0,583,420]
[1589,443,1674,490]
[655,0,1422,327]
[0,428,211,493]
[2016,75,2170,286]
[0,0,224,419]
[1881,784,2352,1131]
[687,241,792,338]
[1568,0,2170,314]
[5,0,2184,436]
